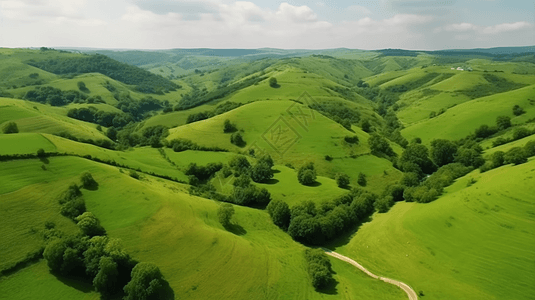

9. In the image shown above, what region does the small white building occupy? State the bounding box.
[457,67,464,71]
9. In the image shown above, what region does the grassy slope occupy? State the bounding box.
[166,100,402,191]
[0,98,110,141]
[401,84,535,144]
[0,156,404,300]
[0,133,56,155]
[333,158,535,300]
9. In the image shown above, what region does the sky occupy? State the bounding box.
[0,0,534,50]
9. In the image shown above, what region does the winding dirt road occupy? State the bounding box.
[323,249,418,300]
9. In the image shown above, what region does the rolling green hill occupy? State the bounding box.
[333,159,535,300]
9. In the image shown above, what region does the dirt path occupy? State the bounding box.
[323,249,418,300]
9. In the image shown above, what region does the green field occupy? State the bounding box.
[333,159,535,300]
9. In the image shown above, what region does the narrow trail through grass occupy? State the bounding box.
[323,249,418,300]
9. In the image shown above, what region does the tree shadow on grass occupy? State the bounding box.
[272,169,281,174]
[39,157,49,164]
[224,223,247,236]
[51,272,94,293]
[83,182,99,191]
[323,215,373,250]
[316,273,339,295]
[264,178,279,185]
[159,280,175,300]
[309,181,322,187]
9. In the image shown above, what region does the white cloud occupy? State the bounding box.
[436,21,533,35]
[275,2,318,23]
[481,21,533,34]
[347,5,372,16]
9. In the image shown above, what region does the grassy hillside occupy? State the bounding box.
[401,84,535,143]
[333,159,535,300]
[0,156,405,300]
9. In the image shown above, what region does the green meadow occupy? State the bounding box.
[1,47,534,300]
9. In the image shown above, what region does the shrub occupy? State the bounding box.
[524,141,535,157]
[230,132,246,147]
[513,105,525,116]
[304,249,333,289]
[496,116,512,130]
[298,163,317,186]
[357,172,367,187]
[250,161,273,183]
[368,133,395,157]
[80,172,98,189]
[267,199,290,230]
[76,212,106,237]
[2,121,18,134]
[217,203,235,227]
[344,135,359,144]
[324,155,333,161]
[430,139,458,167]
[336,173,350,188]
[124,263,166,300]
[37,148,46,157]
[375,196,394,213]
[513,127,531,140]
[129,170,140,179]
[474,124,497,139]
[223,119,237,133]
[269,77,278,88]
[504,147,528,165]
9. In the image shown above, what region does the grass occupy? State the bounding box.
[332,158,535,300]
[0,260,98,300]
[0,133,56,155]
[0,155,405,300]
[401,84,535,144]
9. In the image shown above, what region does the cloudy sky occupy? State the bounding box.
[0,0,533,50]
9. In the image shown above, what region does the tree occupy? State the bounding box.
[251,161,273,183]
[491,151,505,168]
[496,116,512,131]
[474,124,496,138]
[93,256,119,296]
[217,203,235,227]
[223,119,237,133]
[37,148,46,157]
[504,147,528,165]
[399,143,436,174]
[80,172,98,189]
[2,121,18,134]
[267,199,290,230]
[524,141,535,157]
[400,172,420,187]
[430,139,458,167]
[513,127,531,140]
[336,173,350,188]
[357,172,367,187]
[298,163,317,186]
[304,249,333,289]
[513,105,525,116]
[269,77,279,88]
[230,132,246,147]
[375,196,394,213]
[107,127,117,141]
[124,262,165,300]
[229,155,251,174]
[43,239,67,272]
[76,212,106,237]
[360,119,371,132]
[455,148,485,168]
[77,81,89,93]
[368,133,395,157]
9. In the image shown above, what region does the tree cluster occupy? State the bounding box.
[24,86,88,106]
[2,121,18,134]
[298,162,317,186]
[309,102,360,131]
[28,54,180,94]
[67,107,133,129]
[304,249,334,290]
[282,190,375,245]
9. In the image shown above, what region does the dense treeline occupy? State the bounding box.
[27,54,180,94]
[186,102,243,124]
[460,73,526,99]
[42,174,172,299]
[309,102,359,130]
[267,188,376,245]
[24,86,93,106]
[116,96,163,121]
[67,107,133,129]
[176,74,267,110]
